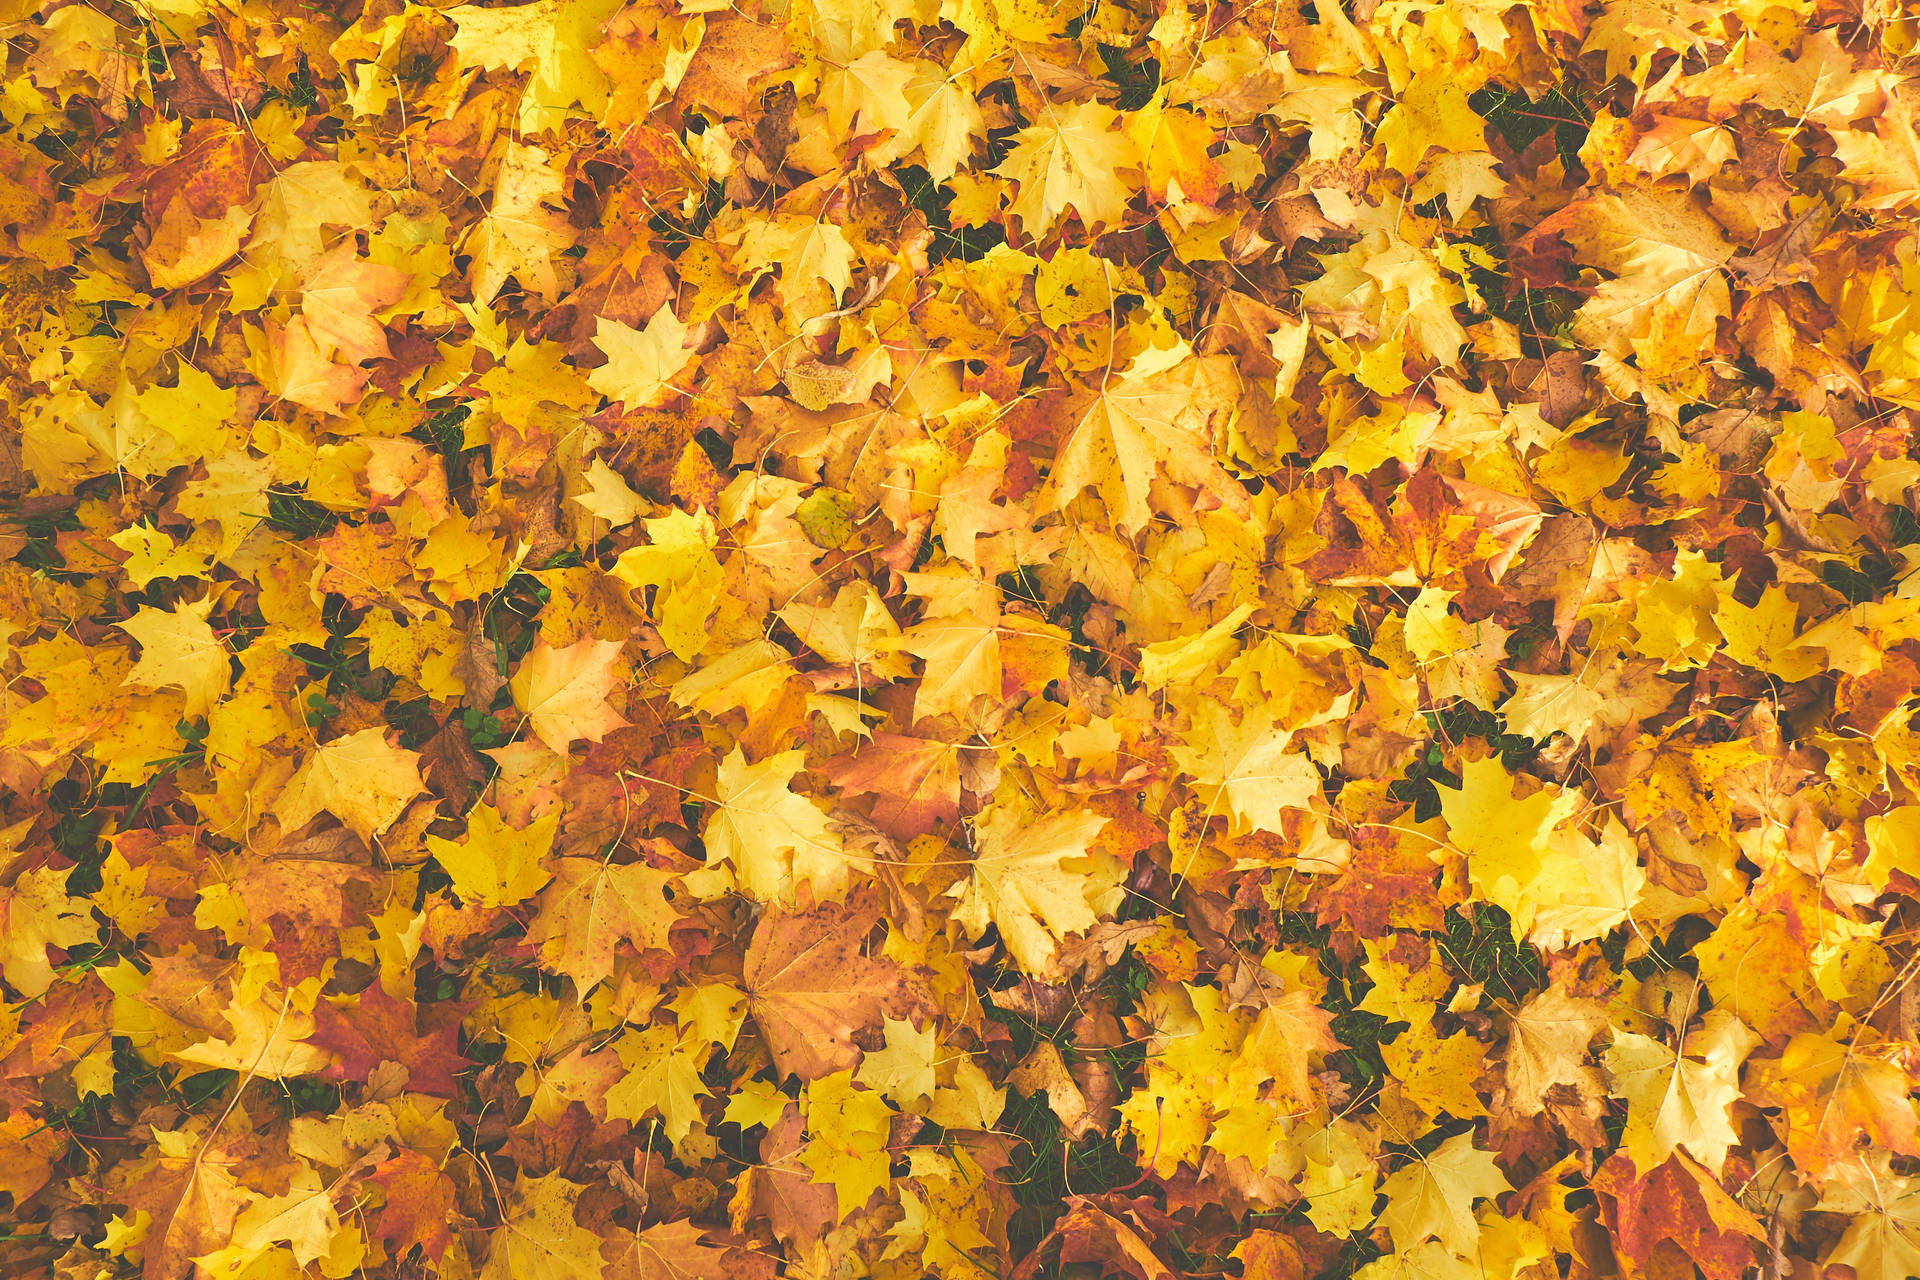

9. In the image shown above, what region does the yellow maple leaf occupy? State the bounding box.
[1374,78,1489,176]
[1543,190,1733,376]
[1526,819,1646,949]
[1048,346,1248,533]
[587,307,693,409]
[273,728,426,842]
[856,1016,938,1105]
[733,214,855,310]
[466,140,575,304]
[109,523,215,589]
[427,800,558,909]
[949,804,1115,976]
[892,617,1002,722]
[570,458,648,528]
[801,1070,894,1221]
[1300,1120,1381,1238]
[444,0,623,134]
[510,636,631,753]
[992,100,1141,237]
[1377,1130,1510,1255]
[0,867,97,998]
[1605,1008,1760,1175]
[1226,986,1340,1107]
[118,595,230,717]
[1438,757,1580,927]
[603,1024,711,1145]
[821,50,916,140]
[702,746,854,903]
[249,160,373,268]
[529,858,678,993]
[191,1164,340,1274]
[1171,702,1324,836]
[1380,1023,1489,1121]
[172,992,333,1079]
[144,203,252,291]
[1504,987,1608,1116]
[1713,585,1824,683]
[1821,1154,1920,1280]
[610,507,724,661]
[479,1173,606,1280]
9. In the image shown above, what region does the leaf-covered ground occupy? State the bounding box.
[4,0,1920,1278]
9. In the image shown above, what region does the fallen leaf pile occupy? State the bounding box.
[5,0,1920,1277]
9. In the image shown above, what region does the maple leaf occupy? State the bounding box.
[1377,1131,1510,1255]
[1526,819,1647,949]
[301,240,411,365]
[950,805,1116,976]
[1124,95,1224,206]
[310,979,467,1096]
[1225,986,1341,1107]
[900,62,987,182]
[0,867,97,998]
[1605,1009,1761,1175]
[1504,987,1608,1115]
[1531,190,1735,375]
[604,1024,711,1143]
[1172,703,1324,835]
[733,215,855,309]
[128,1125,259,1280]
[482,1173,608,1280]
[445,0,622,133]
[821,52,917,143]
[891,616,1004,722]
[573,457,649,528]
[1749,1032,1920,1183]
[1713,586,1824,682]
[611,507,725,661]
[267,315,369,415]
[427,800,558,908]
[778,582,910,677]
[589,308,694,409]
[0,1110,61,1213]
[1437,757,1579,930]
[1381,1023,1490,1120]
[117,595,231,716]
[1593,1152,1764,1280]
[1051,1198,1177,1280]
[857,1016,938,1104]
[467,140,576,303]
[511,637,631,754]
[173,991,334,1079]
[823,733,961,839]
[250,160,373,268]
[1353,1241,1480,1280]
[273,727,427,842]
[741,891,929,1082]
[801,1070,894,1219]
[738,1106,840,1246]
[530,857,680,992]
[1821,1154,1920,1280]
[604,1220,777,1280]
[1374,78,1489,176]
[1047,347,1250,534]
[191,1166,345,1274]
[702,746,855,904]
[369,1150,458,1263]
[1500,670,1607,743]
[1009,1041,1100,1141]
[144,204,253,291]
[993,101,1142,236]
